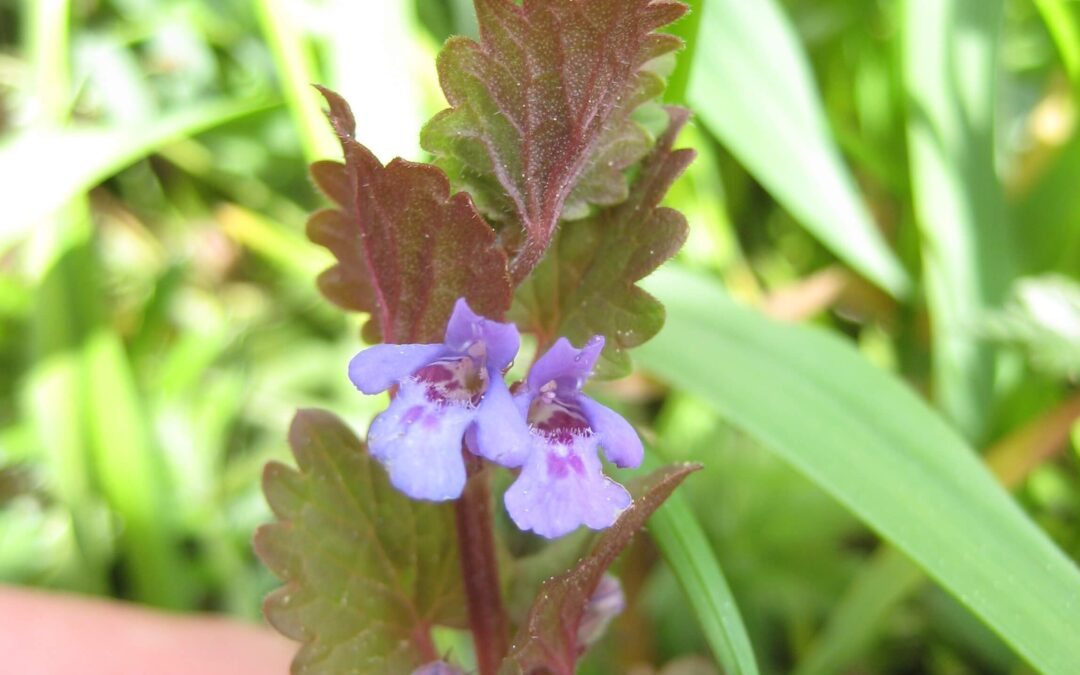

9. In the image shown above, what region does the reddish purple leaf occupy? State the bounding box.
[511,107,695,377]
[309,87,512,344]
[421,0,689,282]
[254,410,465,674]
[499,463,701,675]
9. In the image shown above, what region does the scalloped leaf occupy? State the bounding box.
[510,107,694,377]
[309,87,512,344]
[421,0,689,279]
[499,463,700,675]
[255,409,466,674]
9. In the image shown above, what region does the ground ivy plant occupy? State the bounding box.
[255,1,698,673]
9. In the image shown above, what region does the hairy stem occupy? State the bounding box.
[455,453,510,675]
[509,239,545,287]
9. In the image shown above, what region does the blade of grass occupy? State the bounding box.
[254,0,338,162]
[83,331,192,609]
[0,98,275,253]
[903,0,1012,443]
[643,453,760,675]
[688,0,910,299]
[793,547,924,675]
[636,266,1080,673]
[664,0,703,105]
[1033,0,1080,91]
[23,354,110,593]
[27,0,71,123]
[24,214,120,593]
[797,389,1080,673]
[216,203,331,281]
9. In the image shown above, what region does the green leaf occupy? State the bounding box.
[635,266,1080,674]
[1033,0,1080,91]
[510,107,693,376]
[309,88,512,343]
[643,454,760,675]
[500,463,700,675]
[687,0,910,299]
[421,0,688,280]
[255,409,465,674]
[903,0,1012,442]
[0,98,273,253]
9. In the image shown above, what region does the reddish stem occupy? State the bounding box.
[411,623,439,664]
[455,453,510,675]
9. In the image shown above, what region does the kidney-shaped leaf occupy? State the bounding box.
[255,409,465,674]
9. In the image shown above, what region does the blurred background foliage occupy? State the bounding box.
[1,0,1078,673]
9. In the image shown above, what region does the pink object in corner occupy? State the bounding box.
[0,586,293,675]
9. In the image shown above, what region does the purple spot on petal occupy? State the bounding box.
[402,406,424,426]
[546,452,570,479]
[422,414,442,430]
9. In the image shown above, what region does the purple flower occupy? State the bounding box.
[349,299,531,501]
[505,336,644,538]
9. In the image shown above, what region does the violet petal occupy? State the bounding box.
[526,336,604,394]
[578,395,644,469]
[470,375,532,467]
[348,343,449,395]
[367,380,475,501]
[504,433,632,538]
[443,298,520,371]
